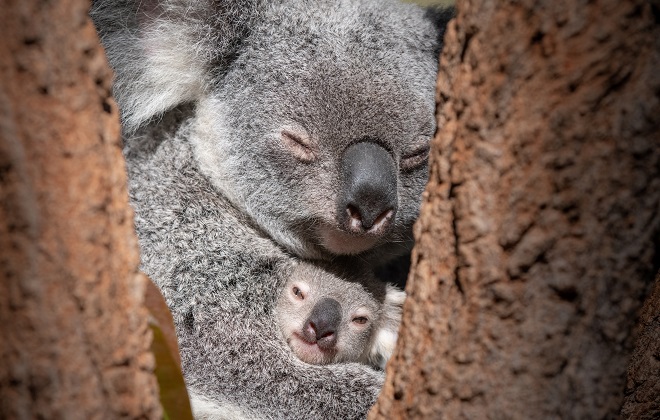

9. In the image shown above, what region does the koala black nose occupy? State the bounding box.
[338,142,397,233]
[304,298,342,349]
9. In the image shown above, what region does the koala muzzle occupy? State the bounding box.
[304,298,342,349]
[338,142,397,234]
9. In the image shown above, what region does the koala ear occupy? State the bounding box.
[383,284,407,308]
[368,285,406,370]
[91,0,253,130]
[424,6,456,53]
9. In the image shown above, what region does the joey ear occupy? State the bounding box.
[384,284,406,308]
[368,326,398,370]
[424,6,456,53]
[91,0,254,130]
[368,284,406,370]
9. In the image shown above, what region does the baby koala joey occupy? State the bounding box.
[276,263,406,370]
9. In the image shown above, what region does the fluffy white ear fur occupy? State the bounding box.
[384,284,407,307]
[368,285,406,369]
[121,23,208,130]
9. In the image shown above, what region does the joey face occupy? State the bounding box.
[275,264,384,366]
[189,1,440,260]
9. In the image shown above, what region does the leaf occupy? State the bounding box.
[145,276,194,420]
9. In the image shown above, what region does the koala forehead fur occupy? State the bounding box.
[108,0,441,261]
[275,263,405,368]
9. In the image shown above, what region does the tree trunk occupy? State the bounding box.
[0,0,161,418]
[621,271,660,419]
[371,0,660,418]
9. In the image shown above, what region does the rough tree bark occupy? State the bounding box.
[621,271,660,419]
[0,0,161,418]
[371,0,659,418]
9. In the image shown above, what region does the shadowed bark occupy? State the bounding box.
[371,0,660,418]
[622,271,660,419]
[0,0,161,418]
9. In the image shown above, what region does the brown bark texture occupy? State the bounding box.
[621,271,660,419]
[0,0,161,418]
[371,0,660,418]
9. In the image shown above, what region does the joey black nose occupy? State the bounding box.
[304,298,342,349]
[338,142,397,233]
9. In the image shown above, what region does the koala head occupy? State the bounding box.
[93,0,449,260]
[275,263,405,368]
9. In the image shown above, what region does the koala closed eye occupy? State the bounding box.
[292,286,305,299]
[280,128,317,163]
[400,145,431,171]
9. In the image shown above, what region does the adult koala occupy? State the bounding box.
[92,0,451,418]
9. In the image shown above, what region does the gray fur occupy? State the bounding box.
[123,120,386,418]
[91,1,451,418]
[276,263,405,369]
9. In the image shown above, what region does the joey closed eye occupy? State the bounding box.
[292,286,305,300]
[281,129,317,163]
[352,316,368,325]
[400,145,430,171]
